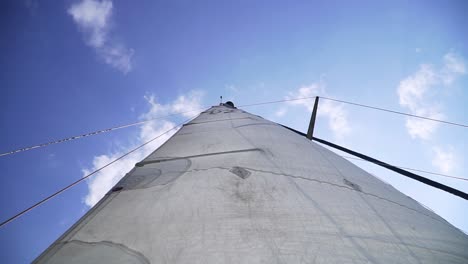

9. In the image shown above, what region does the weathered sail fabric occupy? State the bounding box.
[35,105,468,263]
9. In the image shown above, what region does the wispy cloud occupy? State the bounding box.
[397,52,465,174]
[432,146,457,174]
[275,107,287,117]
[68,0,134,74]
[225,84,239,93]
[83,91,204,207]
[397,64,442,140]
[280,82,351,139]
[82,121,175,207]
[397,52,465,140]
[142,90,204,120]
[318,99,350,139]
[441,52,466,85]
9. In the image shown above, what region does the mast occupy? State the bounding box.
[35,102,468,263]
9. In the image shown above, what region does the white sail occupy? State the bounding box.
[35,103,468,263]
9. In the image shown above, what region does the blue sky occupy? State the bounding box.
[1,0,467,262]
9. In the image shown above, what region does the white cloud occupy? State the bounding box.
[432,146,456,174]
[83,92,204,207]
[282,83,350,139]
[225,84,239,93]
[275,107,287,117]
[68,0,112,48]
[397,52,464,182]
[396,52,466,140]
[82,120,175,207]
[319,99,350,139]
[443,53,466,74]
[171,91,205,117]
[68,0,134,74]
[404,113,442,140]
[142,90,204,120]
[98,44,134,74]
[397,64,437,112]
[441,53,466,85]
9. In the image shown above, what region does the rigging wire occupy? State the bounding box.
[238,96,317,108]
[0,115,198,228]
[279,123,468,183]
[1,95,466,158]
[240,95,467,128]
[1,98,466,227]
[342,155,468,181]
[320,96,468,128]
[312,136,468,200]
[0,107,207,157]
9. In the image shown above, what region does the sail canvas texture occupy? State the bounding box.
[35,104,468,263]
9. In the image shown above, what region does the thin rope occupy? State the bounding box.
[238,96,317,108]
[342,155,468,181]
[0,115,198,228]
[0,108,207,157]
[320,96,467,128]
[312,136,468,200]
[2,95,466,158]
